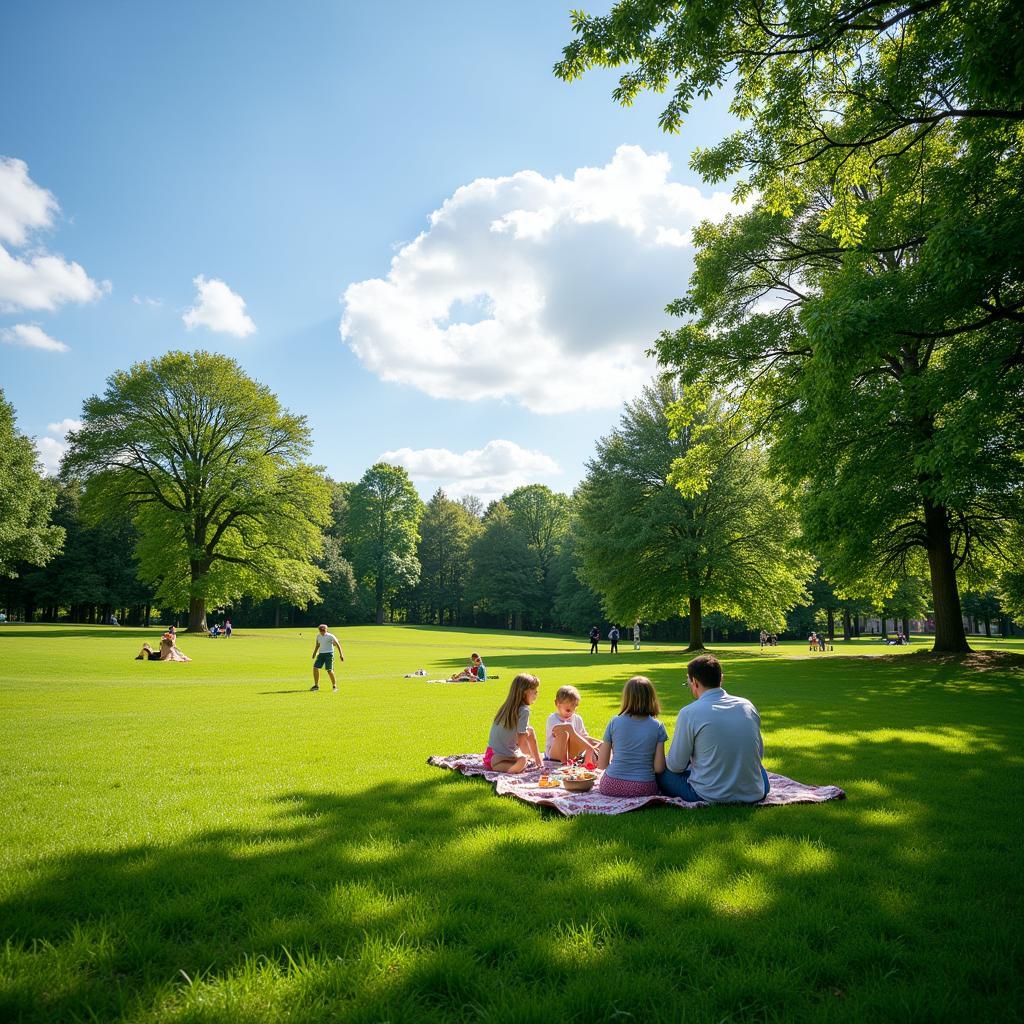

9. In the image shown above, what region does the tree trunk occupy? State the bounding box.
[687,596,704,651]
[903,616,911,641]
[188,596,207,633]
[880,618,888,640]
[842,609,852,641]
[923,499,970,653]
[145,603,152,628]
[826,608,835,641]
[375,574,385,625]
[984,617,992,637]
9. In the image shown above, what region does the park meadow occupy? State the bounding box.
[1,624,1022,1023]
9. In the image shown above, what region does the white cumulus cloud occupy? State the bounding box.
[183,275,256,337]
[34,418,82,476]
[341,145,735,414]
[0,157,58,246]
[379,439,561,503]
[0,156,107,312]
[1,323,69,353]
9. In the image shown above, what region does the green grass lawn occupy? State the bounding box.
[1,625,1022,1023]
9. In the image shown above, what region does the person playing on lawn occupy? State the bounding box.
[597,676,667,797]
[657,654,769,803]
[484,673,542,773]
[545,684,602,764]
[588,625,600,654]
[310,624,344,691]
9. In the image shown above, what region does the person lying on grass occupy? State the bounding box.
[484,673,542,773]
[596,675,667,797]
[657,654,769,804]
[450,652,487,681]
[545,684,602,764]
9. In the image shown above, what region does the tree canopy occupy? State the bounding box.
[62,351,330,632]
[558,0,1024,652]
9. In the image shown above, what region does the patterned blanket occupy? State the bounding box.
[428,754,846,817]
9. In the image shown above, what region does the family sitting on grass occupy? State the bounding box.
[483,655,769,803]
[135,627,191,662]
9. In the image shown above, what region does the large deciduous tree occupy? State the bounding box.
[0,389,64,579]
[577,381,812,650]
[557,0,1024,653]
[348,463,423,625]
[62,351,330,632]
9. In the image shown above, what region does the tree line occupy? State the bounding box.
[2,360,1020,647]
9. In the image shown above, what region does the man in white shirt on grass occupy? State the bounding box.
[657,653,769,803]
[310,624,344,692]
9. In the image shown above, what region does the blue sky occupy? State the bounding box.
[1,0,735,502]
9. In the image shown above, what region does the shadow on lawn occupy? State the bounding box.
[2,713,1021,1023]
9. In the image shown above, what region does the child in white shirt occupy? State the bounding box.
[545,685,602,763]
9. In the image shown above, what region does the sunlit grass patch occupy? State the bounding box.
[1,624,1022,1022]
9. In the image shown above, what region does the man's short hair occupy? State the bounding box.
[687,654,723,689]
[318,624,328,631]
[555,685,581,705]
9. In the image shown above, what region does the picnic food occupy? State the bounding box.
[537,775,561,789]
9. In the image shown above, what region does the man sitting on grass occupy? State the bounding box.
[657,654,769,803]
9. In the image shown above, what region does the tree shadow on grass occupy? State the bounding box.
[2,717,1022,1024]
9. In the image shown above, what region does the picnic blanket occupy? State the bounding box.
[428,754,846,817]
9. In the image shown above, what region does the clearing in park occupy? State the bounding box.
[1,624,1021,1023]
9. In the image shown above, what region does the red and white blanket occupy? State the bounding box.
[428,754,845,817]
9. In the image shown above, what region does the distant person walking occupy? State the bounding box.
[609,625,620,654]
[589,626,600,654]
[311,624,344,691]
[633,621,641,650]
[224,619,233,638]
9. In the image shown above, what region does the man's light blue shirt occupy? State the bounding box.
[666,687,765,803]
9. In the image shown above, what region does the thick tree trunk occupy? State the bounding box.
[923,500,970,653]
[144,603,152,627]
[188,596,207,633]
[687,596,704,651]
[826,608,835,641]
[842,609,852,641]
[903,616,911,641]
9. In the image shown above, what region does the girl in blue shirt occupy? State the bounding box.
[598,675,667,797]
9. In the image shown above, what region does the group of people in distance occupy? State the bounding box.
[807,632,829,652]
[588,622,641,654]
[208,619,232,638]
[484,654,769,803]
[758,630,778,648]
[135,626,191,662]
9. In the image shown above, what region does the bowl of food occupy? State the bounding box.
[560,770,597,792]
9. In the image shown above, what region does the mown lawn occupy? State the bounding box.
[1,624,1021,1023]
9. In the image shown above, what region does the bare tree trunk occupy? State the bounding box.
[687,596,704,651]
[923,499,970,653]
[842,609,852,640]
[826,608,835,641]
